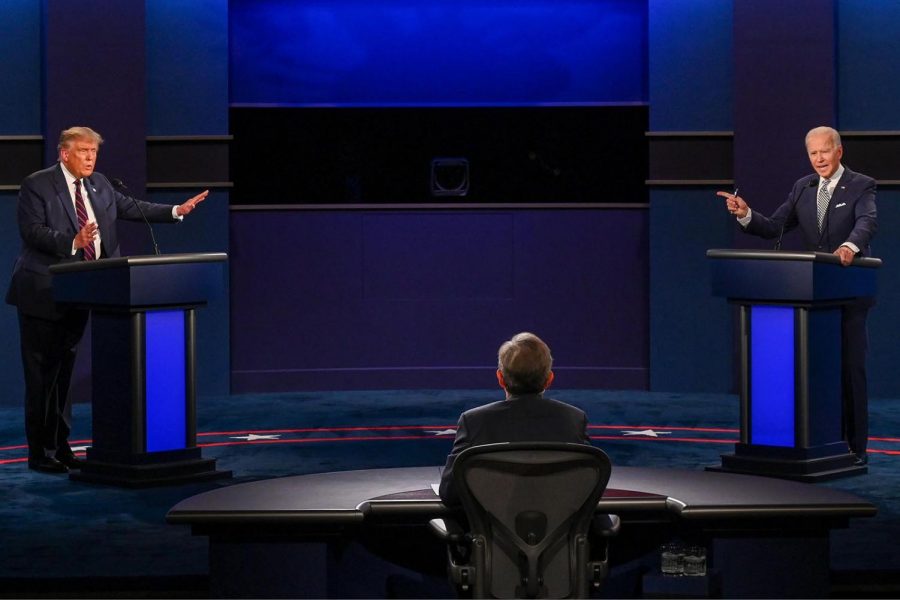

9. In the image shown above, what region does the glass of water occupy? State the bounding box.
[683,545,707,576]
[660,543,685,576]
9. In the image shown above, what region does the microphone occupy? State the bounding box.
[774,177,818,251]
[111,177,161,256]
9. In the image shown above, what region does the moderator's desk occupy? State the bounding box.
[168,466,875,598]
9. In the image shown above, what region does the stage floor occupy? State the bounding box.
[1,389,899,595]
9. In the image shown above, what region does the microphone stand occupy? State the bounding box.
[774,177,818,251]
[111,178,161,256]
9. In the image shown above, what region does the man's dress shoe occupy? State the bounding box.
[28,457,69,474]
[56,454,85,469]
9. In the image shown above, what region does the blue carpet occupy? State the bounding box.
[0,389,898,586]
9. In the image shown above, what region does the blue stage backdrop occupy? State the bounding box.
[838,1,900,131]
[230,0,647,106]
[0,0,41,133]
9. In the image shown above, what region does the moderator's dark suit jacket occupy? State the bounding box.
[438,393,590,505]
[743,167,877,255]
[5,163,179,320]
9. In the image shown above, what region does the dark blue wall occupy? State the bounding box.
[838,1,900,130]
[1,1,42,407]
[647,0,734,392]
[0,192,21,405]
[733,0,836,228]
[0,1,41,134]
[147,0,229,135]
[647,0,732,132]
[230,209,648,391]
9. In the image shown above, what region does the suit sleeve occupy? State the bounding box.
[743,184,802,240]
[438,413,471,505]
[113,189,179,223]
[90,174,177,223]
[846,178,877,253]
[17,177,74,258]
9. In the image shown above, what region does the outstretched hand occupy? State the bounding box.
[176,190,209,216]
[716,190,749,219]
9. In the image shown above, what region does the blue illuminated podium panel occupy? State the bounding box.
[50,253,231,487]
[707,249,880,481]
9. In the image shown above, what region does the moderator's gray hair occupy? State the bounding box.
[497,332,553,395]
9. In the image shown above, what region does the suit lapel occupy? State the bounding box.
[85,177,114,257]
[797,175,818,230]
[84,177,110,223]
[820,168,853,240]
[52,164,79,231]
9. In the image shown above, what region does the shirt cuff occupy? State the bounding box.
[842,242,859,254]
[172,206,183,221]
[737,208,752,226]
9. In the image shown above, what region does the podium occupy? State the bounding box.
[49,252,232,486]
[706,249,880,481]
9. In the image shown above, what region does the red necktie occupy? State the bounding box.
[74,179,96,261]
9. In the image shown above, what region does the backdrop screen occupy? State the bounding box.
[230,0,648,106]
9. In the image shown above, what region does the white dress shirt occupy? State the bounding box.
[60,162,101,257]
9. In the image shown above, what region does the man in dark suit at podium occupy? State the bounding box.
[717,126,877,464]
[6,126,208,474]
[439,332,591,504]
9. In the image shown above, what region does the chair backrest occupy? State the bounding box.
[453,442,612,598]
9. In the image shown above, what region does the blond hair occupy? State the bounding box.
[58,126,104,151]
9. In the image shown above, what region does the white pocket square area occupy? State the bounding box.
[835,202,847,208]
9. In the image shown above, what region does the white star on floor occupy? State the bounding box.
[230,433,282,441]
[621,429,672,438]
[71,446,89,452]
[427,429,457,436]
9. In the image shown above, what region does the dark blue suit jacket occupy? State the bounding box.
[6,163,179,320]
[438,393,590,505]
[743,167,877,255]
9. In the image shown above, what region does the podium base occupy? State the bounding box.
[708,443,866,482]
[70,448,232,487]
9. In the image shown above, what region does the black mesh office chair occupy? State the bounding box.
[430,442,619,599]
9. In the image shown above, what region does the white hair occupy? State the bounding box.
[805,126,841,148]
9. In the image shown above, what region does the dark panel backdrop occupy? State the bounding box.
[732,0,836,249]
[230,208,648,392]
[229,102,649,391]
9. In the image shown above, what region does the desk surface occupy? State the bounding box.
[167,465,875,528]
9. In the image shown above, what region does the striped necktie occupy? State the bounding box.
[74,179,96,261]
[816,178,831,233]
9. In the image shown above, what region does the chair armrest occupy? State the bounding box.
[429,518,467,543]
[592,513,621,537]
